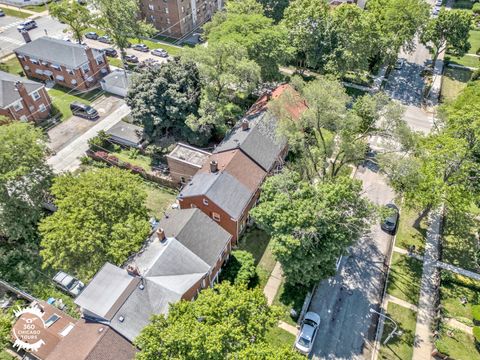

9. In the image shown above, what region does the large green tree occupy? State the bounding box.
[135,283,283,360]
[39,167,150,279]
[421,8,472,63]
[251,172,373,287]
[0,123,51,241]
[125,59,202,143]
[49,0,91,43]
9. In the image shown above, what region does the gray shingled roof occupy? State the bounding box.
[0,70,43,108]
[179,172,253,220]
[106,120,143,144]
[15,37,103,68]
[158,208,232,267]
[213,111,286,171]
[101,70,131,89]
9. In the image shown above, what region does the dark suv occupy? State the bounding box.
[70,102,99,119]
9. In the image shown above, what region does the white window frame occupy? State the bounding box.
[82,63,90,73]
[13,101,23,111]
[39,103,47,112]
[51,64,61,71]
[148,4,154,10]
[165,7,169,14]
[30,58,38,65]
[212,212,220,222]
[31,90,40,101]
[202,198,209,206]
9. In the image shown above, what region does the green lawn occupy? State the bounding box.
[0,57,24,77]
[108,57,123,68]
[111,148,153,171]
[237,227,276,289]
[48,86,103,120]
[265,326,296,349]
[440,272,480,326]
[129,38,182,56]
[0,6,31,18]
[378,302,417,360]
[435,323,480,360]
[23,1,50,12]
[452,0,474,10]
[273,278,309,326]
[446,30,480,69]
[0,350,14,360]
[441,67,472,102]
[395,207,428,254]
[142,182,177,219]
[387,252,423,305]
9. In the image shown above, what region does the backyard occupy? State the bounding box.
[0,57,24,77]
[435,323,480,360]
[378,302,417,360]
[142,182,177,220]
[48,85,104,120]
[445,30,480,69]
[440,67,472,102]
[387,252,423,305]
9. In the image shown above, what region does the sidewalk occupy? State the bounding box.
[412,208,442,360]
[263,262,282,306]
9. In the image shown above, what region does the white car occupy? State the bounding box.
[295,311,321,355]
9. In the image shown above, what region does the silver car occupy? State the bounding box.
[53,271,84,297]
[295,311,321,355]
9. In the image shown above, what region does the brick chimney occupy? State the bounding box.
[210,160,218,173]
[156,228,166,242]
[15,81,35,120]
[241,119,249,131]
[265,89,273,101]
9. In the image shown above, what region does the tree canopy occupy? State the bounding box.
[39,167,150,280]
[251,171,373,287]
[135,282,287,360]
[49,0,91,43]
[126,59,203,143]
[0,123,51,241]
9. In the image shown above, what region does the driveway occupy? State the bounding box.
[47,102,130,173]
[47,95,124,152]
[309,160,395,360]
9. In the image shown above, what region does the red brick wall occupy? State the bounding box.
[1,85,51,123]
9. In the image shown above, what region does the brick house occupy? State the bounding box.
[75,208,232,342]
[0,71,51,123]
[166,143,211,184]
[15,37,110,91]
[178,149,267,244]
[140,0,222,38]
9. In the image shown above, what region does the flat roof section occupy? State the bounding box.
[167,143,211,168]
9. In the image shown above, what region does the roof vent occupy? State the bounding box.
[118,316,125,323]
[241,119,249,131]
[98,327,104,333]
[210,160,218,173]
[139,283,145,290]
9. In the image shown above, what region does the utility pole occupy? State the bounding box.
[369,308,402,345]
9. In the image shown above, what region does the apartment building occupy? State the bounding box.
[15,37,110,91]
[140,0,222,38]
[0,71,51,123]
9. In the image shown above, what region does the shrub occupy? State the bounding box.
[473,3,480,15]
[472,305,480,325]
[472,68,480,81]
[220,250,256,286]
[474,326,480,349]
[88,130,110,151]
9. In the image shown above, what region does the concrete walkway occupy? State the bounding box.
[445,318,473,335]
[279,320,298,335]
[386,294,419,312]
[47,103,130,173]
[412,209,442,360]
[263,262,283,306]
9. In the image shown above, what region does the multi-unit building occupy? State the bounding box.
[14,37,110,91]
[139,0,222,38]
[0,71,51,123]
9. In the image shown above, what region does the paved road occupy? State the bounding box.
[0,15,67,58]
[47,103,130,173]
[310,161,395,360]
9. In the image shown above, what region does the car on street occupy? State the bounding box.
[0,10,5,17]
[17,20,37,32]
[295,311,321,355]
[394,58,405,70]
[124,54,139,63]
[132,43,149,52]
[53,271,84,297]
[70,102,99,120]
[85,31,98,40]
[381,203,399,235]
[103,48,118,57]
[97,35,113,44]
[432,6,440,16]
[151,48,168,58]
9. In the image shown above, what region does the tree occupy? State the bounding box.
[251,171,373,287]
[125,59,203,143]
[225,0,265,14]
[272,76,408,181]
[183,41,261,135]
[0,311,13,350]
[49,0,91,43]
[258,0,289,22]
[235,343,305,359]
[220,250,256,286]
[39,168,150,280]
[135,282,280,360]
[421,8,472,63]
[0,123,51,241]
[91,0,155,66]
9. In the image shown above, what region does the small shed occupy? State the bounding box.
[106,120,144,148]
[100,70,131,97]
[166,143,211,184]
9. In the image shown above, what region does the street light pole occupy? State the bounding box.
[369,308,400,345]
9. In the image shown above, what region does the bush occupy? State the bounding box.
[474,326,480,348]
[88,130,110,151]
[473,3,480,15]
[220,250,256,286]
[472,68,480,81]
[472,305,480,325]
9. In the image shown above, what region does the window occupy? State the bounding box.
[82,63,90,73]
[13,101,23,111]
[190,203,197,208]
[165,7,169,14]
[51,64,61,70]
[39,104,47,112]
[31,90,40,101]
[17,55,24,59]
[45,314,61,328]
[30,58,38,65]
[59,323,74,337]
[166,18,171,24]
[19,115,28,122]
[212,212,220,222]
[148,3,154,10]
[96,56,104,65]
[202,198,209,206]
[181,6,184,12]
[66,68,74,75]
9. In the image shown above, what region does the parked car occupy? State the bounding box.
[53,271,84,297]
[435,0,442,5]
[97,35,113,44]
[151,48,168,58]
[17,20,37,32]
[85,31,98,40]
[124,54,139,63]
[103,48,118,57]
[432,6,440,16]
[0,10,5,17]
[381,203,399,235]
[70,102,99,120]
[132,43,149,52]
[295,312,321,355]
[394,58,405,70]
